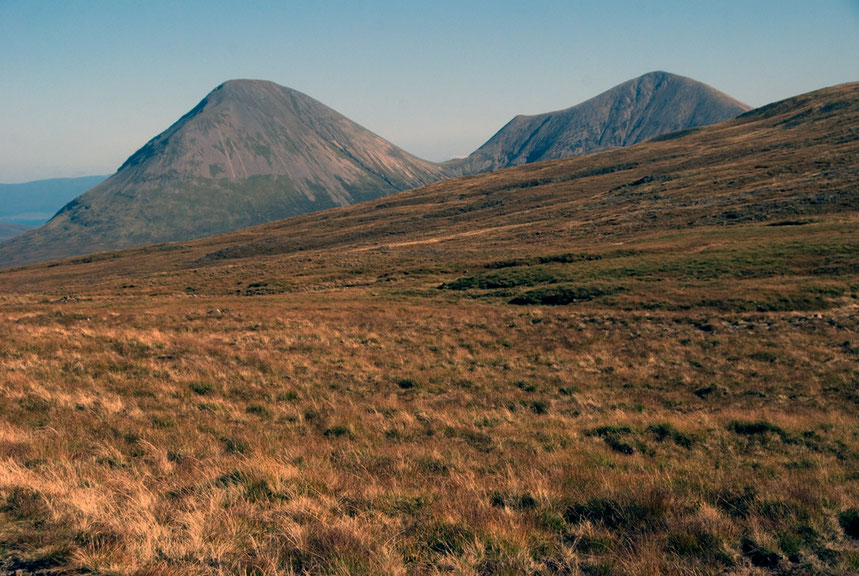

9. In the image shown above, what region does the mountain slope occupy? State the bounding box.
[0,80,446,267]
[2,81,854,290]
[447,71,750,174]
[0,175,108,225]
[0,222,32,241]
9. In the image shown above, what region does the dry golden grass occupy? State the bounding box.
[0,294,856,575]
[0,82,857,574]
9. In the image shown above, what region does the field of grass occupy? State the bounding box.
[1,269,857,575]
[0,82,857,575]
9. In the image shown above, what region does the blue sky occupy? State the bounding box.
[1,0,857,182]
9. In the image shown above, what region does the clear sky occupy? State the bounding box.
[1,0,857,183]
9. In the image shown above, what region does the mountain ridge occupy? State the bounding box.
[0,72,752,267]
[446,71,750,174]
[1,80,854,281]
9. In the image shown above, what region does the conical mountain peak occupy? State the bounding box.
[2,80,445,266]
[448,71,750,174]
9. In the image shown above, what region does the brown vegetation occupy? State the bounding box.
[0,82,856,574]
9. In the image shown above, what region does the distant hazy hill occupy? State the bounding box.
[447,71,750,174]
[0,80,446,266]
[0,223,32,241]
[0,175,107,225]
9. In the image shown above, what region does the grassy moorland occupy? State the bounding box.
[0,82,856,575]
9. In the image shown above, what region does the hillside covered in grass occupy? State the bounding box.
[0,82,856,575]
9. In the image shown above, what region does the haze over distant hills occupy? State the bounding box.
[0,175,107,225]
[0,72,751,267]
[0,223,32,241]
[447,71,750,174]
[0,80,445,267]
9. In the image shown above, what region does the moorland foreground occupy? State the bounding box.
[0,83,857,575]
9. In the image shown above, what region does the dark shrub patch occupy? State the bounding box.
[575,535,614,553]
[510,286,616,306]
[188,381,213,395]
[741,535,781,568]
[421,522,474,555]
[324,425,352,438]
[246,404,269,417]
[777,530,805,561]
[581,562,614,576]
[694,384,725,399]
[647,423,694,448]
[397,378,416,390]
[463,430,493,452]
[489,492,537,510]
[749,351,778,362]
[482,252,601,269]
[838,509,859,540]
[415,456,449,475]
[485,258,530,269]
[537,253,602,264]
[767,220,810,227]
[221,437,248,454]
[588,426,631,437]
[728,420,789,440]
[711,486,757,519]
[586,426,635,454]
[19,394,51,413]
[441,268,560,291]
[515,380,536,392]
[518,493,538,509]
[2,487,49,523]
[216,470,276,502]
[564,494,668,533]
[666,527,732,566]
[241,281,287,296]
[530,401,549,414]
[604,437,634,455]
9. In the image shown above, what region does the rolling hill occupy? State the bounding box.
[0,80,446,267]
[0,222,32,241]
[447,71,750,175]
[0,82,856,575]
[0,175,107,226]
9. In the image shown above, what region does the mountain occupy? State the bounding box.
[447,71,750,174]
[0,222,32,241]
[0,175,108,225]
[0,80,446,267]
[2,80,854,287]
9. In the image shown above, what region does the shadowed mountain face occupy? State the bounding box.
[447,71,750,175]
[0,80,446,267]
